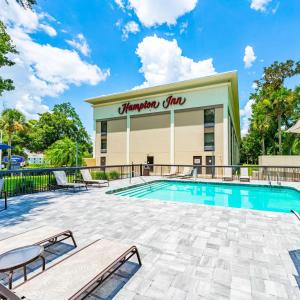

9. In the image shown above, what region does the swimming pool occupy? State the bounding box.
[111,180,300,213]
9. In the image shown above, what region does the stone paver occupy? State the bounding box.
[0,176,300,299]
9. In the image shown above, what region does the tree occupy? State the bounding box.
[0,109,26,167]
[0,21,18,96]
[241,60,300,163]
[45,137,84,167]
[28,102,92,153]
[251,99,271,155]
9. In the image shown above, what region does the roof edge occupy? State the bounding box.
[85,71,238,105]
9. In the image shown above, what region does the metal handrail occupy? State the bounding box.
[129,171,152,189]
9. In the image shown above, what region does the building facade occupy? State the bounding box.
[86,72,241,169]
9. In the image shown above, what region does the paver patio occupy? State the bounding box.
[1,177,300,299]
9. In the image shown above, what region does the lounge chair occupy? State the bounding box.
[0,239,141,300]
[0,226,77,255]
[165,166,177,177]
[80,169,109,187]
[177,167,194,178]
[240,167,250,182]
[53,171,87,191]
[223,167,233,181]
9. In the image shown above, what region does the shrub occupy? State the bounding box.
[92,171,108,180]
[108,171,120,180]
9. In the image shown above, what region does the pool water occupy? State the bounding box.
[112,180,300,213]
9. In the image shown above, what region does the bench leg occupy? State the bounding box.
[135,247,142,266]
[69,231,77,248]
[8,271,13,289]
[23,266,27,281]
[40,255,46,271]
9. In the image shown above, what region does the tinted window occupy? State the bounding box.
[204,109,215,125]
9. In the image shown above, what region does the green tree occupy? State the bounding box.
[28,102,92,153]
[268,87,294,154]
[241,60,300,163]
[0,21,18,96]
[45,137,84,167]
[0,109,26,166]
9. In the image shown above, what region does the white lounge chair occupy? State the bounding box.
[53,171,87,191]
[165,166,177,177]
[177,167,194,178]
[80,169,109,187]
[240,167,250,182]
[0,240,141,300]
[223,167,233,181]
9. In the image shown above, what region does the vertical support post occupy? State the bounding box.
[126,115,130,165]
[223,103,229,166]
[140,164,142,176]
[170,110,175,165]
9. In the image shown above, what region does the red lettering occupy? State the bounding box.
[118,96,186,114]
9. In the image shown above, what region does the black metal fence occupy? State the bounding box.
[1,164,300,210]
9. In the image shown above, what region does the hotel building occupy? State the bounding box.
[86,71,241,171]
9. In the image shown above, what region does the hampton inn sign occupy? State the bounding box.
[118,96,187,115]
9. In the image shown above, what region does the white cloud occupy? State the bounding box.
[116,0,198,27]
[115,0,125,10]
[240,99,254,136]
[122,21,140,40]
[179,21,188,34]
[39,24,57,37]
[243,45,256,68]
[0,0,109,119]
[250,0,272,12]
[135,35,216,89]
[251,82,258,90]
[66,33,90,56]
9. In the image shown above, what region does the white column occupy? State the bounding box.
[126,115,130,164]
[93,121,96,158]
[170,110,175,164]
[223,104,229,166]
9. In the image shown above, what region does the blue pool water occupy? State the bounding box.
[112,180,300,213]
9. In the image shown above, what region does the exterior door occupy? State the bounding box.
[193,156,202,174]
[206,156,215,175]
[100,157,106,166]
[147,156,154,172]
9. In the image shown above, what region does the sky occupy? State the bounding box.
[0,0,300,136]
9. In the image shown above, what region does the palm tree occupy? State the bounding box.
[252,100,271,155]
[269,87,294,154]
[0,109,26,168]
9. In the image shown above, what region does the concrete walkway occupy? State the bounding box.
[0,177,300,299]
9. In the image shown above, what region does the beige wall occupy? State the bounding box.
[259,155,300,167]
[95,118,126,165]
[106,118,126,165]
[130,113,170,164]
[174,107,223,167]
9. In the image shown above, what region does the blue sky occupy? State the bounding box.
[1,0,300,136]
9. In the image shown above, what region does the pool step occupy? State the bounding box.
[128,182,171,198]
[116,182,167,197]
[116,181,169,197]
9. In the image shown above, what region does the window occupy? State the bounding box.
[101,121,107,136]
[204,109,215,128]
[204,132,215,151]
[101,138,107,153]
